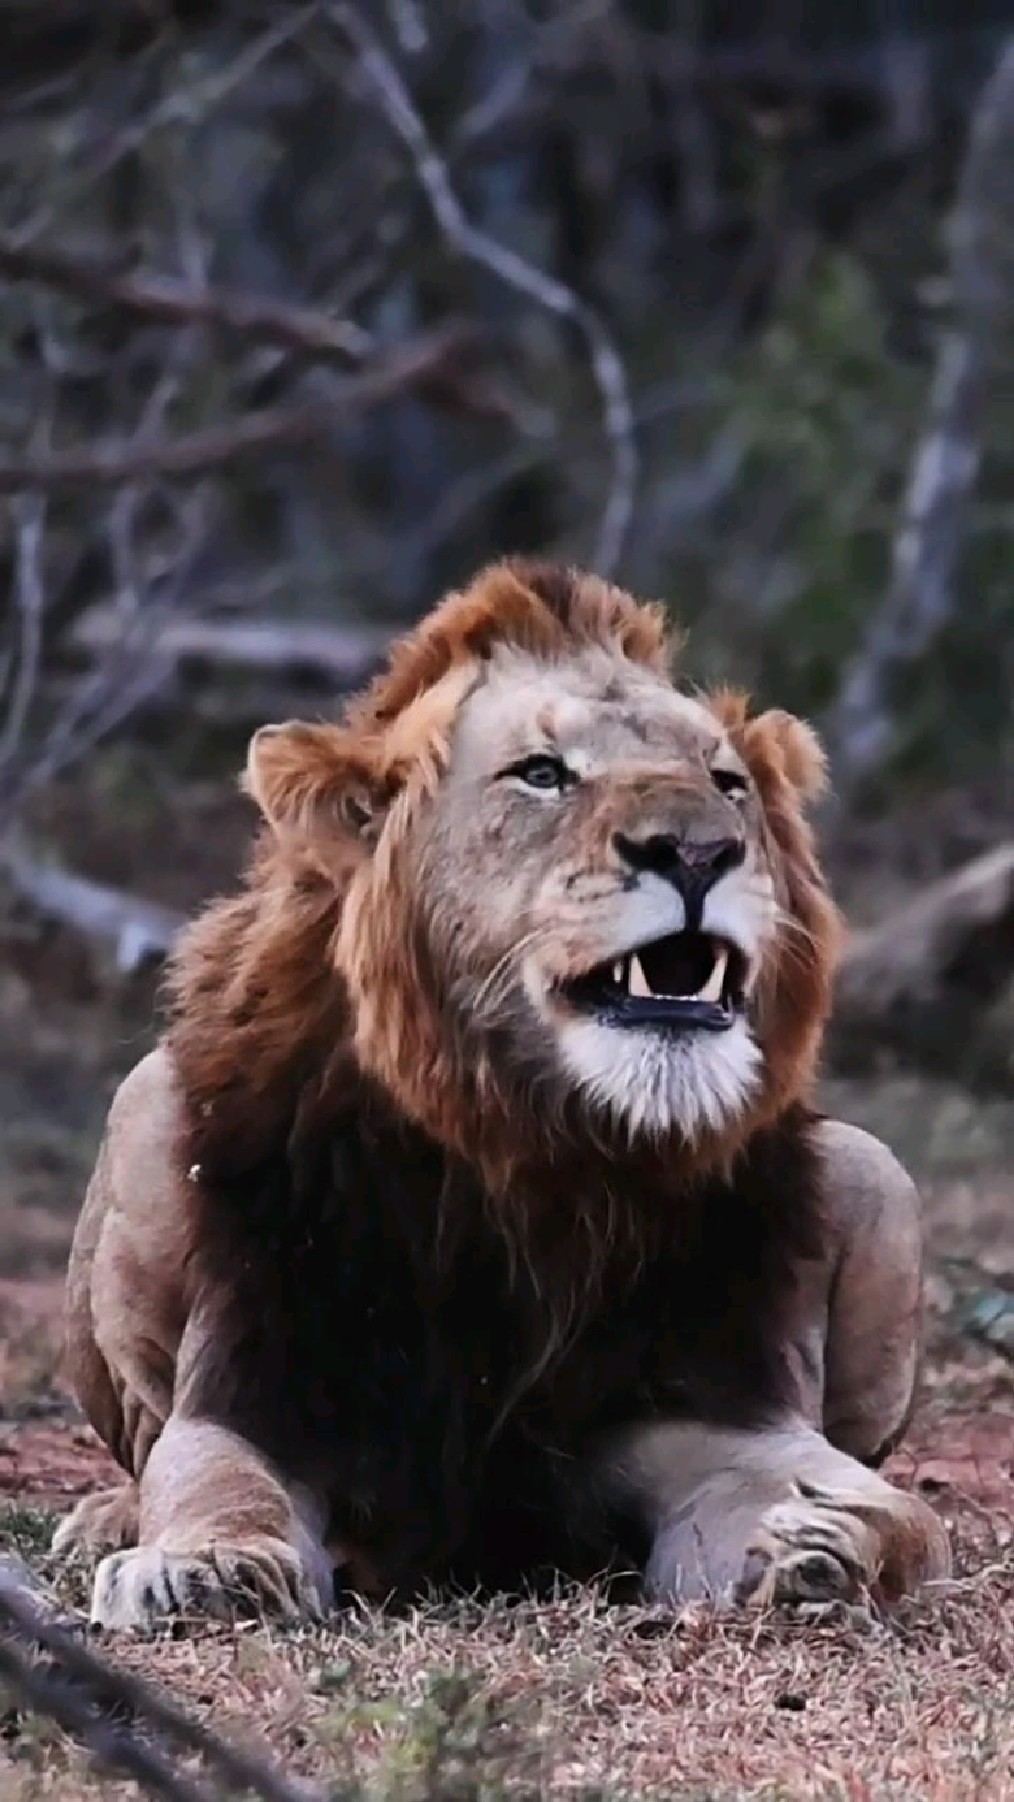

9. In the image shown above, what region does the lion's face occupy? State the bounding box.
[417,646,773,1140]
[246,563,840,1168]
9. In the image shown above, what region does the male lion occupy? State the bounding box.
[55,559,949,1628]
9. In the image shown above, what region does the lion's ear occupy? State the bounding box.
[745,709,828,803]
[245,721,387,847]
[707,690,828,804]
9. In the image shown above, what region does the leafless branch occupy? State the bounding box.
[0,1556,324,1802]
[71,612,389,684]
[824,37,1014,794]
[0,494,47,769]
[8,6,324,251]
[31,361,205,785]
[0,1635,210,1802]
[0,327,469,493]
[0,480,206,836]
[326,3,637,576]
[0,239,373,364]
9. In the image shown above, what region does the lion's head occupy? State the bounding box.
[172,560,840,1185]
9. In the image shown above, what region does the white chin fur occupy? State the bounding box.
[555,1014,762,1142]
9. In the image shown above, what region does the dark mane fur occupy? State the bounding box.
[177,1071,827,1595]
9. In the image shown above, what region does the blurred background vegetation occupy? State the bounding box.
[1,3,1013,1243]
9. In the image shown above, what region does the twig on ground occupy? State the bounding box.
[326,3,637,576]
[0,1561,324,1802]
[0,1635,211,1802]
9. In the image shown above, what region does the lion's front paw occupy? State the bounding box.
[51,1485,140,1559]
[737,1480,949,1609]
[90,1540,330,1630]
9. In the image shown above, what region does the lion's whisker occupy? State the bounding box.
[471,927,555,1015]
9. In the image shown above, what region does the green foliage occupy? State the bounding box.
[312,1665,543,1802]
[0,1504,55,1561]
[717,253,918,708]
[645,245,1014,804]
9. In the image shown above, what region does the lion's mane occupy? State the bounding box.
[161,560,842,1594]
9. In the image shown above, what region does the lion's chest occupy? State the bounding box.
[196,1109,821,1591]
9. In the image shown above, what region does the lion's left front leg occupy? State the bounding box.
[90,1417,335,1630]
[602,1418,950,1609]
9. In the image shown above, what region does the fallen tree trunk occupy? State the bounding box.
[832,843,1014,1087]
[0,837,183,970]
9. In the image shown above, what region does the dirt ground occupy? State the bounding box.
[1,766,1013,1799]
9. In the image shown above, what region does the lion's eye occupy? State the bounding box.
[506,754,572,793]
[711,765,749,799]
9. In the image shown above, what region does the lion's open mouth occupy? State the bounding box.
[558,930,748,1033]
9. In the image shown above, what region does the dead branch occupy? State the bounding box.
[840,844,1014,1010]
[824,37,1014,793]
[71,612,390,683]
[326,3,637,576]
[0,1552,82,1634]
[8,7,323,250]
[0,326,468,493]
[0,239,372,364]
[0,483,207,838]
[832,843,1014,1079]
[0,836,184,969]
[0,1559,323,1802]
[0,493,47,768]
[0,1637,210,1802]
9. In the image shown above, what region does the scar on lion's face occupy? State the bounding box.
[246,563,840,1151]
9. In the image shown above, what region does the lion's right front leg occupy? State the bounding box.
[90,1417,335,1630]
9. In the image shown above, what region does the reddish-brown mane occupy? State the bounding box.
[345,556,670,731]
[165,561,671,1162]
[166,559,839,1195]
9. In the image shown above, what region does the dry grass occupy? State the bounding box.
[1,1496,1013,1802]
[2,1344,1013,1801]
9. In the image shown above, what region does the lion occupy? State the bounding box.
[54,558,950,1628]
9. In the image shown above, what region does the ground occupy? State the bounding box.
[1,766,1013,1799]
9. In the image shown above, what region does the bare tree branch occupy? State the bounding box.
[0,482,207,835]
[0,493,47,769]
[0,239,373,364]
[0,327,469,493]
[326,3,638,576]
[824,37,1014,793]
[0,1636,211,1802]
[71,612,390,683]
[24,373,205,794]
[0,1559,324,1802]
[8,7,324,251]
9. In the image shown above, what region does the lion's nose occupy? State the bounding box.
[613,830,745,914]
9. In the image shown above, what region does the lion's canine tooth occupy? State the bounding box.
[699,946,728,1004]
[612,960,625,986]
[628,955,652,999]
